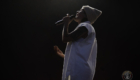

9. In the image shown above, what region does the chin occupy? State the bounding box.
[74,18,80,23]
[74,19,79,23]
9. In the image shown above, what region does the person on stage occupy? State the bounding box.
[54,5,102,80]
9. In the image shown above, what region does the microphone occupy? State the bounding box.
[55,15,75,26]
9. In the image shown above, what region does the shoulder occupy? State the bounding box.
[79,22,90,26]
[78,26,88,32]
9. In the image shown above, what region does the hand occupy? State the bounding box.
[63,14,74,25]
[54,45,64,57]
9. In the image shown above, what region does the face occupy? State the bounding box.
[74,9,87,23]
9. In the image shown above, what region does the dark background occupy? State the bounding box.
[1,0,139,80]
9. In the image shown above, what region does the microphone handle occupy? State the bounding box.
[55,15,75,26]
[55,19,64,26]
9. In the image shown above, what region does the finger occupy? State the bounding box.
[66,13,68,16]
[54,45,57,47]
[54,47,56,50]
[56,46,58,49]
[54,47,58,51]
[54,45,58,47]
[54,46,56,49]
[54,46,56,48]
[54,45,58,48]
[66,13,70,16]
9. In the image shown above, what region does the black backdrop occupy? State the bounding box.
[1,0,139,80]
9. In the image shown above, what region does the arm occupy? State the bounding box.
[62,22,74,43]
[62,24,88,43]
[62,14,88,43]
[54,46,65,58]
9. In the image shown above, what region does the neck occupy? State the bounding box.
[79,18,88,24]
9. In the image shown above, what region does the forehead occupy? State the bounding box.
[78,9,84,13]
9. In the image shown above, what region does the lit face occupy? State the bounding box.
[74,9,87,23]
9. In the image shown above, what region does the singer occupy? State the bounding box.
[54,5,102,80]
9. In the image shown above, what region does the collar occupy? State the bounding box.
[80,21,90,24]
[77,21,91,27]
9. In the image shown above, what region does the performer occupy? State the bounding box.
[54,5,102,80]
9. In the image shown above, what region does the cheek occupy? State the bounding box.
[78,13,82,16]
[76,13,83,18]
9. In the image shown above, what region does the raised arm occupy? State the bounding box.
[62,14,88,43]
[62,24,88,43]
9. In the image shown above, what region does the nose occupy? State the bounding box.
[77,10,80,13]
